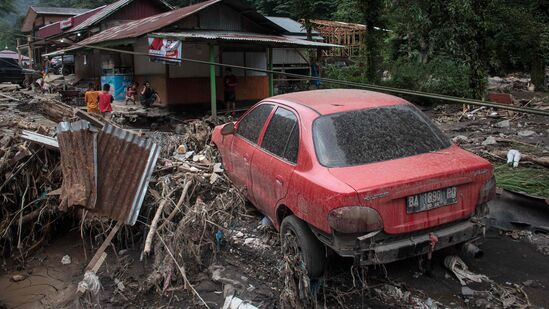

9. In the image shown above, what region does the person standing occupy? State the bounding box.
[84,82,100,113]
[310,61,321,89]
[98,83,114,118]
[224,68,238,111]
[125,82,137,105]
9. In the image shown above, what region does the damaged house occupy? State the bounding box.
[53,0,337,113]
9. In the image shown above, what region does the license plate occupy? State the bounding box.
[407,187,457,213]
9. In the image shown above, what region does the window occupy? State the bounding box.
[236,104,274,144]
[313,105,451,167]
[262,107,299,163]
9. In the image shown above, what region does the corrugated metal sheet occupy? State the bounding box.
[94,124,160,225]
[109,0,168,22]
[152,31,342,48]
[38,6,105,39]
[70,0,174,33]
[56,120,98,210]
[68,0,220,49]
[31,6,89,16]
[266,16,320,36]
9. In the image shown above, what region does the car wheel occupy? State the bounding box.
[280,215,326,278]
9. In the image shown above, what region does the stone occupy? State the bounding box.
[496,120,510,128]
[452,135,468,143]
[482,136,497,146]
[461,286,475,297]
[518,130,535,137]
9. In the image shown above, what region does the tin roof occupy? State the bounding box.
[38,6,106,39]
[69,0,220,48]
[152,31,341,48]
[70,0,173,33]
[266,16,319,35]
[31,6,90,16]
[69,0,338,51]
[0,50,29,61]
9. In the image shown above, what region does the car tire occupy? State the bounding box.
[280,215,326,278]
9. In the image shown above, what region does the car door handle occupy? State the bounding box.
[243,154,249,163]
[275,176,284,186]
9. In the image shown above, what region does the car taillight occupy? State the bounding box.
[478,176,496,205]
[328,206,383,234]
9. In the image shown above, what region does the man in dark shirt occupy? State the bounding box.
[224,68,238,111]
[140,81,160,108]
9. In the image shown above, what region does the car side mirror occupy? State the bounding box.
[221,122,235,135]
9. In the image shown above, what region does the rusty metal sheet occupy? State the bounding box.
[56,120,98,210]
[94,124,160,225]
[67,0,220,50]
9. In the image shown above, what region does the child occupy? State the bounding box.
[84,82,100,113]
[99,83,114,118]
[125,82,137,105]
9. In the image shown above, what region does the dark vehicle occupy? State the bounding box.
[51,55,75,75]
[0,57,25,85]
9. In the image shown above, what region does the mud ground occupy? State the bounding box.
[1,195,548,308]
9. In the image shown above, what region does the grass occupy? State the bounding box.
[494,164,549,198]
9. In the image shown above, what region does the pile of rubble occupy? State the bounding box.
[2,86,548,308]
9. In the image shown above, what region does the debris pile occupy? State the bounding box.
[445,255,531,308]
[0,122,62,258]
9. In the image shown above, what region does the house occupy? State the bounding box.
[309,19,366,59]
[19,6,90,65]
[265,16,324,93]
[21,0,173,67]
[64,0,338,115]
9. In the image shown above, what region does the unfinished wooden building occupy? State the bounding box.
[309,19,366,59]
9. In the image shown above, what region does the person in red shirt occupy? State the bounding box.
[99,83,114,118]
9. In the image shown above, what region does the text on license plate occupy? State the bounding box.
[406,187,457,213]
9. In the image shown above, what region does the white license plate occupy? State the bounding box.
[406,187,457,213]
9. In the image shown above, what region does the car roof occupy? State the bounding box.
[269,89,409,115]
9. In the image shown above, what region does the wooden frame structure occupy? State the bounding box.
[309,19,366,59]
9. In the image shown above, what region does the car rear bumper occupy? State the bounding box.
[311,219,484,265]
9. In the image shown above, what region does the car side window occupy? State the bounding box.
[236,104,274,144]
[261,107,299,163]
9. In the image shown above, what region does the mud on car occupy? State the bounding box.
[212,89,495,277]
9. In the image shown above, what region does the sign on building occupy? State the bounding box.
[148,37,182,64]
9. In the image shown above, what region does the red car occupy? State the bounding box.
[212,89,495,277]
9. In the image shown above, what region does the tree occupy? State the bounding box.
[0,0,15,17]
[360,0,385,82]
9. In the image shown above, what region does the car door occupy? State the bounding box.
[229,104,274,199]
[250,106,300,220]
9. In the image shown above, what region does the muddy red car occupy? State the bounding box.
[212,89,495,277]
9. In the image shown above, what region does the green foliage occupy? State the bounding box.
[0,19,21,50]
[387,57,475,98]
[323,63,369,87]
[495,164,549,198]
[0,0,15,17]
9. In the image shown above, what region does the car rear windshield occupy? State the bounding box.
[313,104,451,167]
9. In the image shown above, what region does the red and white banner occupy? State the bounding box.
[148,37,182,64]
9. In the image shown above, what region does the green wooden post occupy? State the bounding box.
[268,47,274,96]
[209,44,217,119]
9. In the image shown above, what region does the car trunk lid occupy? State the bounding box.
[328,145,492,234]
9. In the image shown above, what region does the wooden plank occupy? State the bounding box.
[85,221,122,271]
